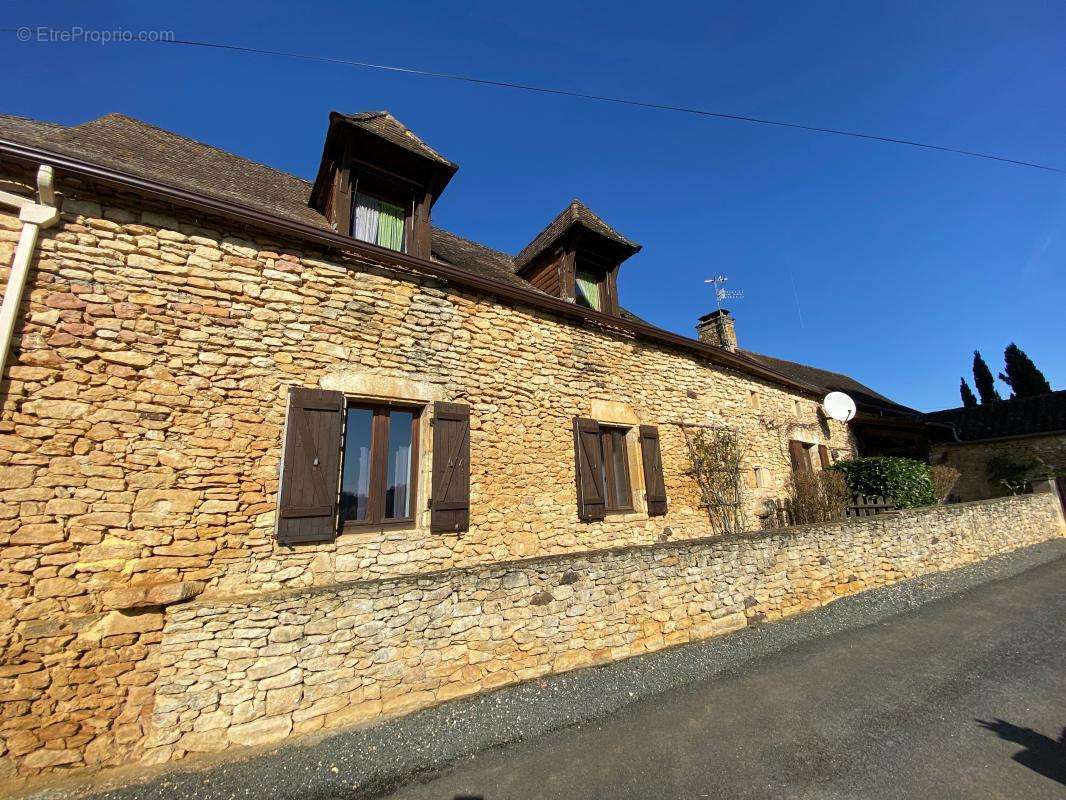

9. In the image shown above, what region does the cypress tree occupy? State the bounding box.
[960,378,978,408]
[998,343,1051,399]
[972,351,1001,404]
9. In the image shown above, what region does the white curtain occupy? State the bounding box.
[353,193,380,244]
[391,443,411,517]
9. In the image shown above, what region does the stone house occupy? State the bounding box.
[0,109,926,779]
[928,390,1066,500]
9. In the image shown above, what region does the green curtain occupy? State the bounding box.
[575,271,602,311]
[377,201,406,252]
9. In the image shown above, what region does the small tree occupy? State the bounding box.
[681,424,744,536]
[972,351,1002,404]
[986,454,1041,495]
[959,378,978,408]
[998,343,1051,399]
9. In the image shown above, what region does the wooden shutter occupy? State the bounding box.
[788,439,811,475]
[431,402,470,533]
[817,444,831,469]
[573,417,606,521]
[639,425,668,517]
[277,387,345,544]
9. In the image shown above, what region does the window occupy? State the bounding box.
[353,192,406,252]
[600,426,633,512]
[575,267,603,311]
[748,390,761,410]
[794,399,803,417]
[350,173,411,253]
[339,403,419,528]
[750,466,769,489]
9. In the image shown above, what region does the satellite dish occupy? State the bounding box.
[822,392,857,423]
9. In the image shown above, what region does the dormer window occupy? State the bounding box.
[514,200,640,318]
[308,111,457,260]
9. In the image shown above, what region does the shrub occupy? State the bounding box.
[790,470,851,524]
[930,464,960,503]
[831,456,936,508]
[985,455,1041,496]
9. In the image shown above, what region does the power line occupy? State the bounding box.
[5,30,1062,173]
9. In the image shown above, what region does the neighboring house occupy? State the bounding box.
[927,391,1066,501]
[0,110,915,777]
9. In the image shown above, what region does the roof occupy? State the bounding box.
[515,199,641,270]
[741,350,919,417]
[332,111,457,170]
[0,111,907,405]
[925,390,1066,441]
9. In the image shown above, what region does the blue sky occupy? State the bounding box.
[3,1,1063,411]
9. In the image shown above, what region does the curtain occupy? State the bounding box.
[575,270,602,311]
[353,193,379,244]
[353,193,406,252]
[377,201,406,252]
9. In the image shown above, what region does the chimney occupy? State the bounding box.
[696,309,738,351]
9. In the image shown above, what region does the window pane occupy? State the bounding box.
[575,268,602,311]
[377,200,406,252]
[340,408,374,523]
[353,193,380,244]
[384,410,414,519]
[610,430,631,508]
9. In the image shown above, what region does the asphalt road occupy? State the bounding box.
[379,555,1066,800]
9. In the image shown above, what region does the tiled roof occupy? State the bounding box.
[515,199,640,270]
[741,350,919,417]
[333,111,457,170]
[925,390,1066,441]
[0,111,909,407]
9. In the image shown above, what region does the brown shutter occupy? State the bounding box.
[639,425,668,516]
[573,417,606,521]
[277,387,345,544]
[431,402,470,533]
[817,444,831,469]
[788,439,811,475]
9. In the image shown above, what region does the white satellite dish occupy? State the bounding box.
[822,391,857,423]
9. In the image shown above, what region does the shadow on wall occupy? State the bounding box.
[977,718,1066,786]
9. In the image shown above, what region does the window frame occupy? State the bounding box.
[350,170,414,254]
[600,425,634,513]
[338,400,422,532]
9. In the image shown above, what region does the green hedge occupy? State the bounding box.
[831,456,936,508]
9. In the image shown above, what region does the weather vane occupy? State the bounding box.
[704,275,744,311]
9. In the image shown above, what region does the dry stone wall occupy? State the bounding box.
[149,490,1065,764]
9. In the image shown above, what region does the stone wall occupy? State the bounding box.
[932,433,1066,501]
[0,168,855,780]
[145,489,1064,764]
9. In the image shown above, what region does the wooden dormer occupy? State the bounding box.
[308,111,458,260]
[514,200,640,316]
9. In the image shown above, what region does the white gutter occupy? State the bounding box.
[0,165,59,382]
